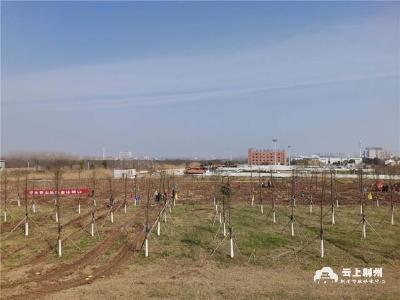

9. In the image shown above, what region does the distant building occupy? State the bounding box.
[385,159,396,166]
[118,151,133,160]
[0,160,5,170]
[248,148,287,165]
[365,147,390,160]
[318,156,362,165]
[113,168,136,179]
[164,168,185,176]
[185,168,206,175]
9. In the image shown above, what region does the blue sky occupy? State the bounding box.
[1,1,399,158]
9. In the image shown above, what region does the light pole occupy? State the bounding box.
[288,145,291,166]
[272,138,277,168]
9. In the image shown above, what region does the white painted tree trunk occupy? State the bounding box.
[336,199,339,208]
[332,208,335,225]
[362,222,366,239]
[320,239,324,258]
[260,204,264,214]
[391,210,394,225]
[32,203,36,213]
[91,222,94,237]
[157,221,160,236]
[78,203,81,214]
[25,221,29,236]
[251,195,254,207]
[169,204,172,213]
[17,198,21,207]
[58,239,62,257]
[376,199,379,207]
[219,213,222,224]
[309,204,313,214]
[215,205,218,213]
[145,239,149,257]
[3,211,7,222]
[360,204,363,215]
[55,211,58,223]
[223,222,226,237]
[213,197,215,206]
[272,211,276,223]
[164,211,167,223]
[124,203,127,214]
[230,238,234,258]
[291,221,294,237]
[110,211,114,223]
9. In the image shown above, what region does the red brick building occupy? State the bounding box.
[248,148,288,165]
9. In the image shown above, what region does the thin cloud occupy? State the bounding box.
[3,15,397,111]
[4,71,397,111]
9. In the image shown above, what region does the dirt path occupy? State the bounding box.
[1,202,164,299]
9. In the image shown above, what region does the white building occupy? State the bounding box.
[113,168,136,179]
[385,159,397,166]
[365,147,389,160]
[0,160,5,170]
[318,156,362,165]
[118,151,133,160]
[164,168,185,176]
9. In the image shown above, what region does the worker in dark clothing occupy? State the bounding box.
[155,191,162,203]
[107,195,114,208]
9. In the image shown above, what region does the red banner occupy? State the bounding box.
[25,188,91,196]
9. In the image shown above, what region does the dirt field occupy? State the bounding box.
[1,170,399,299]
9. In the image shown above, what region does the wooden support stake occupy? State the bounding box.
[124,174,127,214]
[320,172,325,258]
[31,182,36,213]
[271,171,276,223]
[78,170,81,214]
[17,175,21,207]
[24,176,29,237]
[55,170,62,257]
[3,171,8,222]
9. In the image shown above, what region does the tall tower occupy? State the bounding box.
[272,138,278,168]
